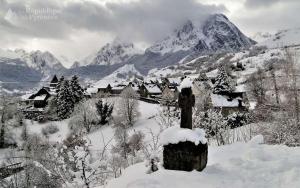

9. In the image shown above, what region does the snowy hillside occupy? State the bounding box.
[259,28,300,48]
[147,14,255,55]
[93,64,142,87]
[107,136,300,188]
[77,38,142,67]
[251,32,272,43]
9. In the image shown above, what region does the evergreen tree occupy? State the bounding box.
[57,80,74,119]
[56,76,64,93]
[213,66,234,94]
[70,75,84,104]
[96,100,114,125]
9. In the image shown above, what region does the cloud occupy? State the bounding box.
[245,0,280,8]
[0,0,225,43]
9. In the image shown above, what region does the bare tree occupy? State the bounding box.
[69,99,98,133]
[247,67,267,105]
[269,63,280,105]
[118,87,139,126]
[285,48,300,124]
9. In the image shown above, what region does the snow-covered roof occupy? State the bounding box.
[160,126,207,146]
[86,87,98,94]
[33,94,47,101]
[234,84,246,93]
[210,94,242,107]
[112,86,126,90]
[145,84,162,94]
[21,93,34,100]
[168,77,181,85]
[206,69,218,78]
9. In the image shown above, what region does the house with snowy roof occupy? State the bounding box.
[28,87,51,108]
[139,84,162,98]
[208,91,249,116]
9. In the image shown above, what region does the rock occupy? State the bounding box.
[163,141,208,171]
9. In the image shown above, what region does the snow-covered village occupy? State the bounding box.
[1,0,300,187]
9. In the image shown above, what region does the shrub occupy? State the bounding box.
[42,124,59,136]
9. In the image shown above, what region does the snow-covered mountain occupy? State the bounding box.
[0,49,65,74]
[147,14,255,55]
[0,49,66,91]
[75,38,142,67]
[258,28,300,48]
[93,64,142,88]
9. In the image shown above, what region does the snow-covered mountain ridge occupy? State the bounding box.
[76,38,142,67]
[147,14,255,55]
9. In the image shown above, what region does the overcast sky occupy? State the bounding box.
[0,0,299,67]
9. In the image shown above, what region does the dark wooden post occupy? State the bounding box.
[178,87,195,129]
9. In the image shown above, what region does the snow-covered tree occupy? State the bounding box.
[70,75,84,104]
[57,80,74,119]
[156,106,179,129]
[118,87,139,125]
[69,99,98,133]
[213,66,234,94]
[195,109,229,146]
[56,76,64,93]
[96,100,114,125]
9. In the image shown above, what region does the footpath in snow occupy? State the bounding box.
[107,136,300,188]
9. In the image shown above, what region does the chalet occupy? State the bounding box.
[209,92,249,116]
[139,84,162,98]
[111,84,127,95]
[98,84,112,94]
[28,87,51,108]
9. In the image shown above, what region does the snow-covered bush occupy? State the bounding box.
[156,106,179,129]
[194,109,230,146]
[42,124,59,136]
[258,117,300,146]
[226,112,252,129]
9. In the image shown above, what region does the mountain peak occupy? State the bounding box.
[176,20,194,36]
[78,38,141,67]
[147,13,255,55]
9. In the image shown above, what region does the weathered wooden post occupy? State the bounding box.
[161,78,208,171]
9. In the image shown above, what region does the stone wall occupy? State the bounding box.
[163,141,208,171]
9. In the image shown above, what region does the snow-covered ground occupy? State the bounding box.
[0,99,161,157]
[106,136,300,188]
